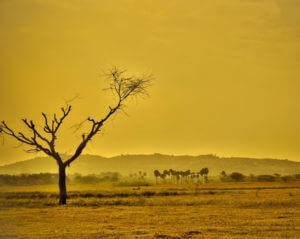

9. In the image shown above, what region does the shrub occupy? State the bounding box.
[230,172,245,182]
[256,175,276,182]
[294,174,300,180]
[280,176,294,182]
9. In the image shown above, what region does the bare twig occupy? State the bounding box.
[64,67,152,167]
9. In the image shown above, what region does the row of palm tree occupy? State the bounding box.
[153,168,209,184]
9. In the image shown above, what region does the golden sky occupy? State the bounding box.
[0,0,300,165]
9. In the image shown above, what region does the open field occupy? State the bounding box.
[0,182,299,238]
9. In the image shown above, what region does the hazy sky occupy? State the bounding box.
[0,0,300,165]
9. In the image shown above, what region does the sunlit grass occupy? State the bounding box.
[0,182,299,238]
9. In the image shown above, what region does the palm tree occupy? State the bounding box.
[184,170,191,184]
[169,169,175,183]
[160,172,167,183]
[174,171,180,184]
[200,168,209,183]
[196,173,200,184]
[179,171,184,184]
[153,170,161,184]
[190,172,196,184]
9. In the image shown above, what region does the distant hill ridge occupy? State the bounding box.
[0,154,299,176]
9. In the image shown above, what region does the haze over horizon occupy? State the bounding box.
[1,0,300,165]
[0,152,297,168]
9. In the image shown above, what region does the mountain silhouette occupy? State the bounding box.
[0,154,299,176]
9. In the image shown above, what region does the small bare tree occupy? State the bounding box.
[0,68,152,205]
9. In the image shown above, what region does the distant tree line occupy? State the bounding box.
[152,168,300,184]
[220,171,300,182]
[0,171,299,186]
[0,173,59,186]
[0,172,121,186]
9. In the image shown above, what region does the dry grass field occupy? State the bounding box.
[0,182,299,239]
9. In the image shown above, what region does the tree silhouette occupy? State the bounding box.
[153,170,161,184]
[184,170,191,184]
[0,67,152,205]
[230,172,245,182]
[200,168,209,183]
[163,169,170,183]
[160,171,167,182]
[221,170,227,177]
[169,169,176,184]
[220,170,227,182]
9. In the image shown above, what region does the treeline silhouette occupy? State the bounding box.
[153,168,209,184]
[221,171,300,182]
[0,171,299,186]
[153,169,300,184]
[0,172,120,186]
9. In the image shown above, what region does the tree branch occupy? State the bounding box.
[1,67,152,169]
[0,105,72,160]
[64,68,152,167]
[0,121,52,156]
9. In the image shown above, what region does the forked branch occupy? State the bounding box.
[64,68,152,166]
[0,105,72,160]
[0,121,52,155]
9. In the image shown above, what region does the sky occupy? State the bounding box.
[0,0,300,165]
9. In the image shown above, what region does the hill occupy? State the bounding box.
[0,154,299,176]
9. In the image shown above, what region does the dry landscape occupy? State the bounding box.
[1,1,300,238]
[0,181,299,239]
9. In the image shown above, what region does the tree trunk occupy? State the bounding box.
[58,164,67,205]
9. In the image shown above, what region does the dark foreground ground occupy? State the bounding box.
[0,182,299,238]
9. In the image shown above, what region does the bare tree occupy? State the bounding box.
[0,67,152,205]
